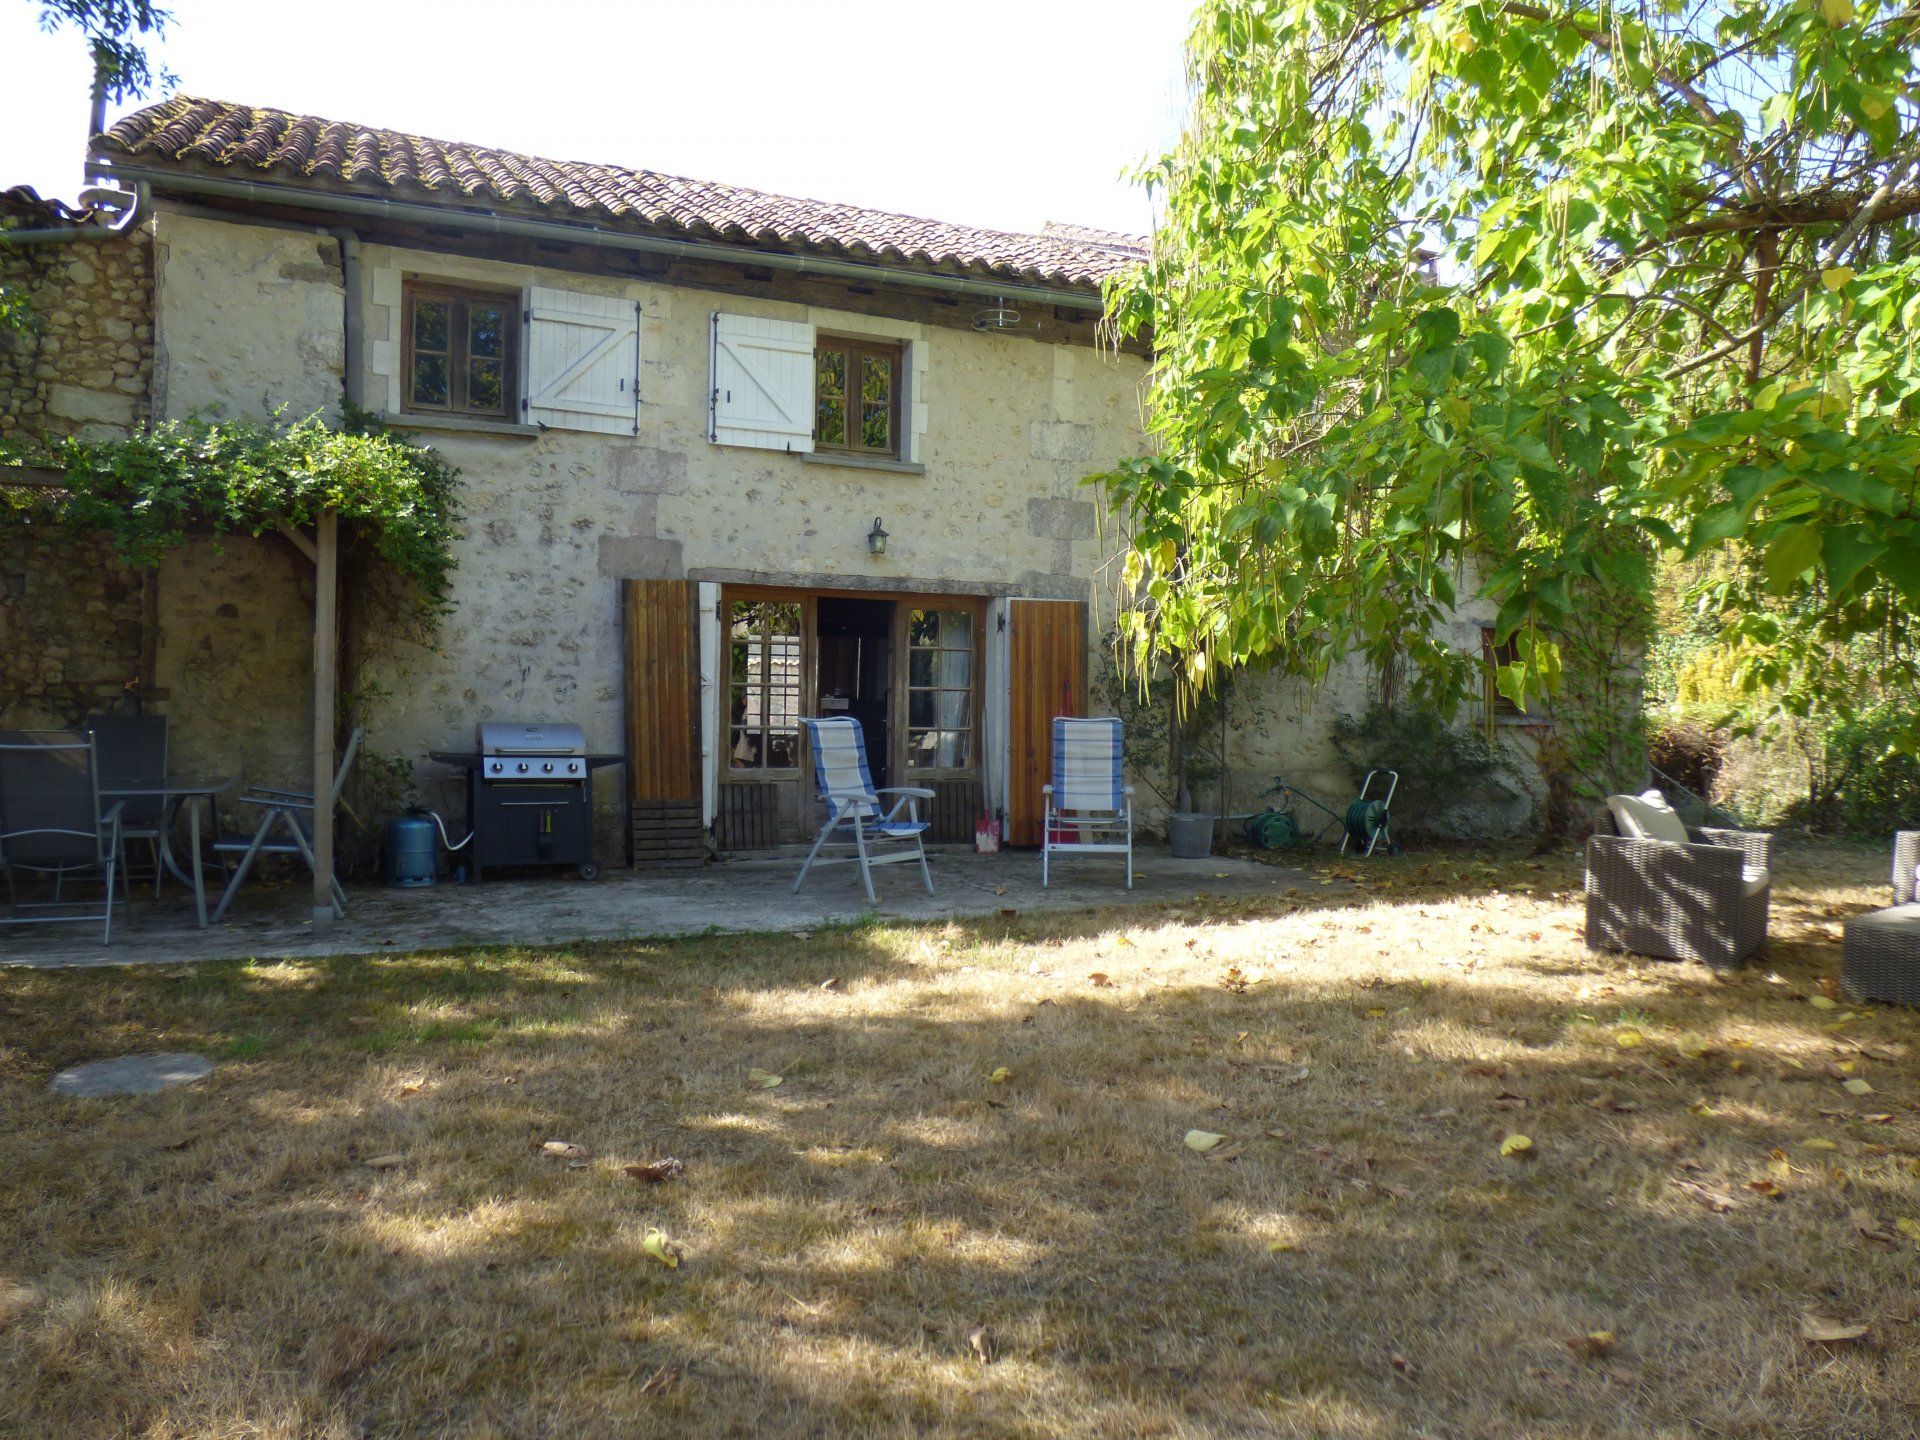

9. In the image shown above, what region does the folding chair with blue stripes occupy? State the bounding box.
[1042,716,1134,889]
[793,716,935,903]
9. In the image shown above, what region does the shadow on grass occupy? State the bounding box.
[1,866,1915,1438]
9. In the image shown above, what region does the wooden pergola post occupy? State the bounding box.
[311,509,339,926]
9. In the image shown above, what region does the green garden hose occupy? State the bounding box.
[1344,798,1389,848]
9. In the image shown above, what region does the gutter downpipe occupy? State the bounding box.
[331,228,363,410]
[92,160,1109,312]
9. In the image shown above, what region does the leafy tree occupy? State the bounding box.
[35,0,170,102]
[1097,0,1920,757]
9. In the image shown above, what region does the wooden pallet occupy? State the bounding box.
[630,800,706,869]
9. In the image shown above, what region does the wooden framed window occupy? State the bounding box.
[1481,625,1520,716]
[729,599,804,772]
[905,607,975,771]
[404,282,518,419]
[814,336,903,458]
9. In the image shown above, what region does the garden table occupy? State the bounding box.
[97,778,232,928]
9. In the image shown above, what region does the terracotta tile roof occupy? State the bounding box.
[97,97,1147,291]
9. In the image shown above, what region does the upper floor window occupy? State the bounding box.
[405,282,517,420]
[814,336,902,458]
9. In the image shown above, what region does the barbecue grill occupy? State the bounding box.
[430,723,622,880]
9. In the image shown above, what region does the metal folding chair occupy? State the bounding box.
[85,713,169,894]
[211,727,363,923]
[1042,716,1134,889]
[0,731,130,943]
[793,716,934,903]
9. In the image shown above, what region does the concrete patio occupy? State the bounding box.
[0,848,1309,969]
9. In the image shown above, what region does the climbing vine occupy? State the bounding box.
[0,409,461,620]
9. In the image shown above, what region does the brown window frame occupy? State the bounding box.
[813,335,904,459]
[402,280,519,421]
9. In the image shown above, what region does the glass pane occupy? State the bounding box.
[906,730,938,769]
[909,649,933,688]
[941,730,973,767]
[469,304,505,359]
[931,649,971,688]
[908,691,933,728]
[815,349,846,447]
[412,298,449,353]
[731,728,763,767]
[938,611,973,647]
[767,730,799,768]
[469,359,503,411]
[909,610,938,646]
[767,602,800,637]
[860,354,892,451]
[936,690,971,727]
[410,354,448,408]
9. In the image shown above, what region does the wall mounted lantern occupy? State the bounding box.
[867,516,889,557]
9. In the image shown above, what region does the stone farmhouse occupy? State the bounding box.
[1,96,1541,869]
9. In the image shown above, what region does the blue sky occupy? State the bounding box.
[0,0,1193,239]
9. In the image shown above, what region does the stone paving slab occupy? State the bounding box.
[49,1052,213,1096]
[0,850,1308,971]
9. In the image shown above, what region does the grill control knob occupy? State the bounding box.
[488,761,501,773]
[542,762,553,773]
[516,761,528,773]
[568,760,580,774]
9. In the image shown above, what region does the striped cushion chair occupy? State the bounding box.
[793,717,934,903]
[1042,716,1134,889]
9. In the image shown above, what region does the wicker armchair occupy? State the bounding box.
[1585,810,1770,970]
[1839,831,1920,1006]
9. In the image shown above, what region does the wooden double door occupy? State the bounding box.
[622,581,1086,855]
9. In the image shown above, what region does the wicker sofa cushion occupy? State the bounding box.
[1607,790,1690,844]
[1743,863,1770,897]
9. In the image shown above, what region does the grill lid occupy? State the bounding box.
[478,721,588,757]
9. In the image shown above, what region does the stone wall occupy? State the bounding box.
[0,226,153,442]
[1,226,158,726]
[0,527,153,728]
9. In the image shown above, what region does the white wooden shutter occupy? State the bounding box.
[709,312,815,451]
[523,287,640,435]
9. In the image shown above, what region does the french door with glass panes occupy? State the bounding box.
[716,587,984,847]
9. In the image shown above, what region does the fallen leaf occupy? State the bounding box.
[1366,1007,1388,1019]
[1671,1177,1738,1213]
[1088,972,1115,988]
[542,1141,588,1161]
[624,1157,686,1184]
[1799,1138,1838,1151]
[396,1084,421,1097]
[819,977,840,991]
[1896,1218,1920,1244]
[1389,1350,1419,1377]
[636,1363,681,1397]
[1267,1239,1297,1253]
[987,1067,1011,1085]
[1799,1312,1867,1344]
[1203,1142,1246,1164]
[1614,1028,1644,1048]
[1746,1178,1784,1198]
[1809,995,1838,1011]
[642,1228,680,1269]
[1566,1330,1616,1358]
[968,1326,993,1363]
[1493,1092,1529,1109]
[1675,1032,1710,1060]
[1843,1078,1874,1096]
[363,1153,405,1170]
[1852,1209,1898,1249]
[1185,1129,1228,1153]
[1500,1134,1533,1158]
[747,1069,784,1090]
[1688,1097,1721,1116]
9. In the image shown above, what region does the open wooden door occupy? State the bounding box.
[623,579,706,867]
[1006,599,1087,846]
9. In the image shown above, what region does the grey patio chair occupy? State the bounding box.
[1839,831,1920,1006]
[0,731,130,943]
[793,716,933,903]
[1585,789,1770,971]
[85,713,168,894]
[211,727,363,923]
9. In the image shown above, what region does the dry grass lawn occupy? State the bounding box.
[2,840,1918,1439]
